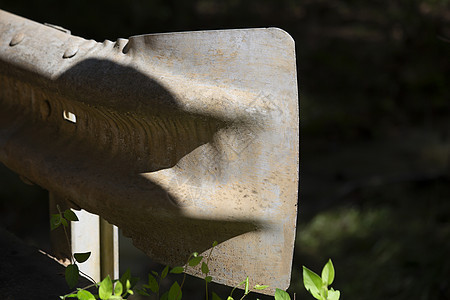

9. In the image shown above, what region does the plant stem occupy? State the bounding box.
[157,275,161,299]
[239,288,251,300]
[57,205,75,264]
[61,225,73,262]
[204,242,216,300]
[179,253,193,291]
[57,205,97,285]
[61,283,97,299]
[176,253,194,300]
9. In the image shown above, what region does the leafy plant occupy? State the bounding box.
[226,276,270,300]
[59,239,270,300]
[303,259,340,300]
[50,205,95,288]
[53,208,340,300]
[52,206,135,300]
[61,275,135,300]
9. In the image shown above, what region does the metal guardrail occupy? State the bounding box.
[0,9,299,294]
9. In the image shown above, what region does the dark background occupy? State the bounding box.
[0,0,449,299]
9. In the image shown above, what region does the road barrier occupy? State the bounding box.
[0,9,299,294]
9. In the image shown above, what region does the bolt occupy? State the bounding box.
[9,32,25,46]
[63,45,78,58]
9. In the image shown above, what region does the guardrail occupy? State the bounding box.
[0,9,299,294]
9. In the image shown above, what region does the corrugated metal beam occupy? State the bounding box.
[0,9,299,294]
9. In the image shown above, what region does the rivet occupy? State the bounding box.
[9,32,25,46]
[63,45,78,58]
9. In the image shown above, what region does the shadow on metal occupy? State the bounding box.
[1,58,259,261]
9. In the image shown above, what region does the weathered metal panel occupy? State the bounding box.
[0,9,298,293]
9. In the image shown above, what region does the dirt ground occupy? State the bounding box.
[0,226,92,299]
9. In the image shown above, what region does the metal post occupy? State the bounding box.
[71,210,101,281]
[70,210,119,282]
[49,194,118,282]
[100,218,119,280]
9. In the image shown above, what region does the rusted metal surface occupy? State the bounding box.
[0,9,299,293]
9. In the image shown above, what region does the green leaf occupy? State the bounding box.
[62,292,78,298]
[119,269,139,292]
[114,281,123,296]
[201,262,209,274]
[254,285,269,290]
[160,291,169,300]
[130,276,139,289]
[74,252,91,263]
[161,265,169,279]
[120,268,131,284]
[76,290,96,300]
[61,218,68,227]
[321,259,335,286]
[212,292,222,300]
[244,277,249,294]
[212,241,218,247]
[274,289,291,300]
[170,266,184,274]
[151,270,159,277]
[99,276,113,300]
[147,273,159,293]
[227,297,234,300]
[168,281,182,300]
[64,209,79,221]
[137,289,151,296]
[205,276,212,283]
[328,289,340,300]
[50,214,62,230]
[188,256,203,267]
[65,264,79,289]
[303,266,323,300]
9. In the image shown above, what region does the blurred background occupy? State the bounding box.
[0,0,449,299]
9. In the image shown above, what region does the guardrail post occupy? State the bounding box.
[71,210,119,281]
[71,209,101,281]
[49,193,118,282]
[100,217,119,280]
